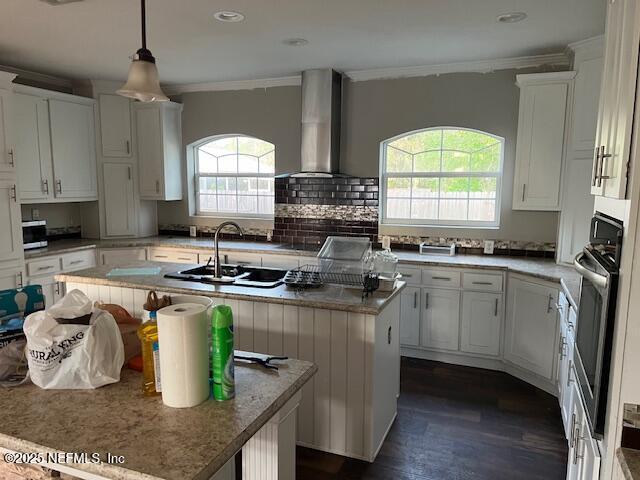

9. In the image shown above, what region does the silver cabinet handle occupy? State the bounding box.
[126,140,130,155]
[155,180,160,193]
[55,179,62,194]
[431,276,451,281]
[42,179,49,195]
[598,145,612,186]
[592,146,600,186]
[9,184,16,202]
[177,257,192,261]
[16,272,23,288]
[413,291,417,309]
[7,148,14,167]
[402,273,413,278]
[567,361,574,387]
[154,255,168,259]
[54,282,61,295]
[494,298,499,316]
[473,281,493,285]
[425,292,429,309]
[37,265,53,271]
[547,294,554,313]
[570,412,576,447]
[387,326,392,345]
[69,260,83,265]
[573,427,584,464]
[521,183,526,202]
[128,166,132,180]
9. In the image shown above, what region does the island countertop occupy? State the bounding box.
[56,262,406,315]
[0,360,316,480]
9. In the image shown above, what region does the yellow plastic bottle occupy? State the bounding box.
[137,311,161,396]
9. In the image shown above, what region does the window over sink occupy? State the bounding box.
[380,127,504,227]
[193,135,275,218]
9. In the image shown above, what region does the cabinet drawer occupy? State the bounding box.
[223,252,262,266]
[462,272,503,292]
[397,266,421,285]
[421,268,461,288]
[61,249,97,271]
[27,256,62,277]
[149,248,198,264]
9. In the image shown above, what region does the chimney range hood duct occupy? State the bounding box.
[295,69,343,177]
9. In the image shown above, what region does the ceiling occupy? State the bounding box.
[2,0,606,85]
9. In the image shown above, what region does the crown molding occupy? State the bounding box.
[163,75,302,95]
[344,52,570,82]
[0,64,72,90]
[567,35,605,52]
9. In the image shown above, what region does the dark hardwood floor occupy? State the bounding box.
[296,357,568,480]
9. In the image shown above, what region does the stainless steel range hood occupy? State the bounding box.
[293,69,343,177]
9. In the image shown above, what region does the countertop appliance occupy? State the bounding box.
[22,220,47,250]
[573,211,623,438]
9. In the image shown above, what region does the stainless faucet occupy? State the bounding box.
[214,221,244,277]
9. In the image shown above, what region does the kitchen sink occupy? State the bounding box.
[164,264,288,288]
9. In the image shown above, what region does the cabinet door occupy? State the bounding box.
[562,358,577,439]
[0,266,24,290]
[103,163,136,237]
[12,93,53,201]
[592,0,639,199]
[513,78,569,210]
[504,276,559,380]
[136,106,164,199]
[566,380,584,480]
[577,416,601,480]
[49,99,98,199]
[420,288,460,351]
[0,90,13,174]
[27,275,63,307]
[99,94,132,157]
[400,286,420,347]
[0,178,22,265]
[460,292,501,356]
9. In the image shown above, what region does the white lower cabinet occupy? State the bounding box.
[399,286,420,347]
[223,251,263,267]
[504,275,559,381]
[566,371,601,480]
[420,287,460,351]
[0,266,24,290]
[261,254,299,270]
[27,275,64,307]
[99,247,147,265]
[460,292,502,356]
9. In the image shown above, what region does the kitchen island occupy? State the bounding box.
[0,360,316,480]
[56,262,404,462]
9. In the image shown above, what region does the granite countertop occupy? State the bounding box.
[33,236,582,307]
[56,261,405,315]
[618,448,640,480]
[0,360,316,480]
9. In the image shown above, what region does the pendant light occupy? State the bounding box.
[117,0,169,102]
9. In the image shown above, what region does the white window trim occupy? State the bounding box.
[191,134,275,219]
[380,126,504,228]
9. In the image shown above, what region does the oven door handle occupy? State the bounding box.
[574,252,609,289]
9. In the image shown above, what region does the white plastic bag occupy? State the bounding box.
[24,290,124,389]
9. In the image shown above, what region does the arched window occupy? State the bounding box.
[380,127,504,227]
[194,135,275,217]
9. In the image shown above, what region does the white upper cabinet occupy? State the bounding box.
[0,177,23,266]
[12,93,54,201]
[134,101,183,201]
[513,72,575,211]
[504,275,559,381]
[0,89,13,174]
[49,98,98,200]
[103,163,136,237]
[99,94,132,157]
[591,0,640,199]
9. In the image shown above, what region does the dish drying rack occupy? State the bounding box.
[284,265,380,297]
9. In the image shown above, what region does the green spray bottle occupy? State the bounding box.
[211,305,235,401]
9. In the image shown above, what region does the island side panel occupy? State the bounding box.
[64,282,395,462]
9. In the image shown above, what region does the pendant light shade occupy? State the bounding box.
[117,0,168,102]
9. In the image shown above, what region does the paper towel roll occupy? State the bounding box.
[157,303,209,408]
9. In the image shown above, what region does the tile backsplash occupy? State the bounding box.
[273,176,379,246]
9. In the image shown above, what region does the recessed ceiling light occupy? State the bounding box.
[496,12,527,23]
[282,38,309,47]
[213,11,245,23]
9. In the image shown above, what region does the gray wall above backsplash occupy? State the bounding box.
[157,68,560,244]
